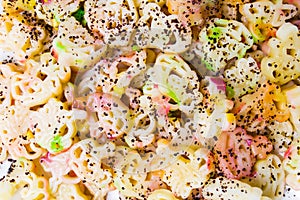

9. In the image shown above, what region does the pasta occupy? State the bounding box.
[1,0,300,199]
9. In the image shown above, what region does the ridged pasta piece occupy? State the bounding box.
[0,104,45,160]
[2,0,36,13]
[202,177,268,200]
[145,53,202,117]
[242,154,285,200]
[1,158,50,200]
[52,16,106,71]
[197,18,253,72]
[85,0,138,46]
[240,0,297,27]
[213,127,273,179]
[162,147,213,198]
[284,85,300,133]
[0,14,46,63]
[224,57,263,98]
[136,3,192,53]
[30,98,76,154]
[10,53,70,107]
[147,189,178,200]
[69,139,115,199]
[232,81,290,132]
[261,23,300,85]
[56,183,90,200]
[35,0,83,27]
[267,120,295,157]
[283,138,300,190]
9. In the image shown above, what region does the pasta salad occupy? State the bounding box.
[0,0,300,199]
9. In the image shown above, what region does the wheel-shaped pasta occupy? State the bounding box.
[232,81,290,132]
[85,0,138,47]
[202,177,268,200]
[162,147,213,198]
[109,146,148,199]
[35,0,83,27]
[0,14,46,63]
[56,183,90,200]
[224,57,263,98]
[77,50,147,97]
[52,17,106,71]
[125,109,156,149]
[267,120,295,157]
[68,139,115,199]
[213,127,273,179]
[240,0,297,27]
[0,105,45,160]
[1,159,50,200]
[242,154,285,200]
[145,53,202,116]
[30,98,76,154]
[197,18,253,71]
[147,189,178,200]
[136,3,192,53]
[283,138,300,190]
[11,53,70,107]
[261,23,300,85]
[220,0,250,20]
[197,18,253,72]
[85,93,133,139]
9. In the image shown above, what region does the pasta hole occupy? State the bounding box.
[116,61,131,73]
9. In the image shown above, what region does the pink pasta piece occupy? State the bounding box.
[213,127,273,179]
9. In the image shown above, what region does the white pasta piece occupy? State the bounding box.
[0,104,45,160]
[261,23,300,85]
[145,53,202,117]
[242,154,285,200]
[197,18,253,72]
[240,0,297,27]
[147,189,178,200]
[162,147,213,198]
[283,138,300,190]
[125,109,156,148]
[30,98,76,154]
[267,121,295,157]
[69,139,115,199]
[1,159,50,200]
[56,183,90,200]
[224,57,263,98]
[136,3,192,53]
[35,0,83,27]
[52,16,107,71]
[0,14,46,63]
[202,177,266,200]
[85,0,138,47]
[86,93,133,139]
[110,146,148,199]
[11,53,70,107]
